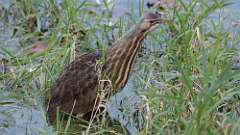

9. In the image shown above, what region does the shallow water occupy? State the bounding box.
[0,105,53,135]
[0,0,240,135]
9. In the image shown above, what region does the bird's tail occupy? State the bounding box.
[47,100,58,125]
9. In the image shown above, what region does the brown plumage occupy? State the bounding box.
[47,12,167,124]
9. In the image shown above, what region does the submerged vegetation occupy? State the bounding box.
[0,0,240,135]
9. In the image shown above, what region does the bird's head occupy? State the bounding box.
[138,12,170,33]
[138,0,172,33]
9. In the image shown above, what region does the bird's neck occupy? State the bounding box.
[102,25,148,90]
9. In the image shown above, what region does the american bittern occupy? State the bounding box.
[47,11,167,124]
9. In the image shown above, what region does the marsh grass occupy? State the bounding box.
[0,0,240,135]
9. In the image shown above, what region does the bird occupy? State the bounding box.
[47,11,168,124]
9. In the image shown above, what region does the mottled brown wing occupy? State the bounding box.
[47,53,100,123]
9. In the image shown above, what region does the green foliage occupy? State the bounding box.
[0,0,239,135]
[135,0,240,135]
